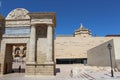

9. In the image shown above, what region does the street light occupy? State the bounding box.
[107,43,114,77]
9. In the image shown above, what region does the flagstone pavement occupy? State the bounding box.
[0,64,120,80]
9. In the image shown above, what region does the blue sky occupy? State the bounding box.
[0,0,120,36]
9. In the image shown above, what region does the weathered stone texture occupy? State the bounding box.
[37,38,47,64]
[35,65,54,75]
[0,8,56,76]
[26,64,54,75]
[26,66,36,75]
[55,37,112,59]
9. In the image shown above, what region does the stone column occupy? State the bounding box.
[47,25,53,61]
[28,25,36,63]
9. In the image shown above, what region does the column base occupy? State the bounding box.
[26,62,36,75]
[26,61,36,64]
[26,62,55,76]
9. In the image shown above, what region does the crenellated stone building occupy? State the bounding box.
[0,8,56,76]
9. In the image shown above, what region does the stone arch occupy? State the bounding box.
[6,8,30,19]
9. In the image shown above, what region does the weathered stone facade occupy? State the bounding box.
[0,8,56,76]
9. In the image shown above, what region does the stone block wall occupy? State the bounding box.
[55,36,112,59]
[35,64,54,75]
[26,65,36,75]
[26,64,55,76]
[37,38,47,64]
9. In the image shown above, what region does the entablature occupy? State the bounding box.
[28,12,56,27]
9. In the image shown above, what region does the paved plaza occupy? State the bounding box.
[0,64,120,80]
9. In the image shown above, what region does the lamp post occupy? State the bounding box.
[107,43,114,77]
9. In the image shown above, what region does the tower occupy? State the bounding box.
[74,24,91,37]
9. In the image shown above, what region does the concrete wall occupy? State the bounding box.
[87,39,116,67]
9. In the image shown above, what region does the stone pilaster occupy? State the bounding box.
[47,25,53,61]
[12,46,16,58]
[28,25,36,63]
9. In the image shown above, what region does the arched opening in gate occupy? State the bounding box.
[4,44,26,74]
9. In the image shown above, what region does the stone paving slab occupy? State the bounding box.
[1,64,120,80]
[0,73,120,80]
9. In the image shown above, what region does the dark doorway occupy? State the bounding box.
[56,58,87,64]
[4,44,13,74]
[12,44,26,73]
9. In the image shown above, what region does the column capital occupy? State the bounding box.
[47,24,53,27]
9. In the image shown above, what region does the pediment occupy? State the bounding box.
[6,8,30,20]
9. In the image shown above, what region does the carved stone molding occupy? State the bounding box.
[6,8,30,20]
[31,19,53,25]
[6,20,30,27]
[12,45,26,58]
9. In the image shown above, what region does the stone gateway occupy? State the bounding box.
[0,8,56,76]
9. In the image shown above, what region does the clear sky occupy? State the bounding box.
[0,0,120,36]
